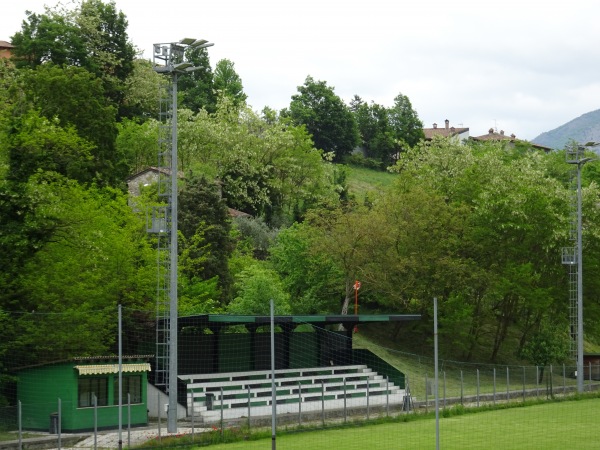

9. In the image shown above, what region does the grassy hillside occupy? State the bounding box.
[345,165,398,202]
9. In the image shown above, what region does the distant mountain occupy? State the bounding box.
[532,109,600,150]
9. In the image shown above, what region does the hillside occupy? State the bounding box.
[532,109,600,150]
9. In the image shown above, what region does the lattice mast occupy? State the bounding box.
[561,146,579,359]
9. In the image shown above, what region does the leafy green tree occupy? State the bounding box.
[519,323,570,383]
[351,96,396,166]
[19,64,125,185]
[288,76,358,162]
[11,0,136,117]
[3,173,154,364]
[121,59,165,120]
[388,93,424,149]
[213,59,247,107]
[227,264,291,315]
[178,46,216,113]
[178,175,235,303]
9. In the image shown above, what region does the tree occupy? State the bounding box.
[178,175,235,303]
[351,96,396,167]
[388,93,424,149]
[19,64,125,185]
[178,46,216,113]
[213,59,247,107]
[11,0,136,118]
[288,76,358,162]
[519,323,570,383]
[227,264,291,315]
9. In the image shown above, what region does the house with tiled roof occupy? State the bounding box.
[423,119,470,143]
[471,128,552,152]
[0,40,14,59]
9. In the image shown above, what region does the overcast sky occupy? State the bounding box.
[2,0,600,141]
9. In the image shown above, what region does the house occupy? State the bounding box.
[471,128,552,152]
[16,355,151,432]
[423,119,470,142]
[0,40,14,59]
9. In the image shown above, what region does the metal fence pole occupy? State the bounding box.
[443,371,446,410]
[191,392,195,443]
[247,385,251,430]
[563,364,566,396]
[386,376,390,417]
[476,369,480,407]
[493,368,496,405]
[58,398,62,450]
[18,400,22,450]
[157,391,161,442]
[127,393,131,449]
[523,366,525,402]
[536,366,539,398]
[589,362,593,392]
[506,367,510,402]
[366,378,370,420]
[220,387,224,437]
[321,381,325,428]
[425,373,429,413]
[93,395,98,450]
[460,370,464,406]
[298,382,302,426]
[343,379,347,423]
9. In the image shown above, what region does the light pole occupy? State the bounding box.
[153,37,213,433]
[566,142,597,393]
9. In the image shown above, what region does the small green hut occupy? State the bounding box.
[16,355,151,432]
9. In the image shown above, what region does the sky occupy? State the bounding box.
[2,0,600,141]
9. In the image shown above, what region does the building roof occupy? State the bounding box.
[176,313,421,331]
[423,119,469,140]
[472,128,552,152]
[0,40,14,48]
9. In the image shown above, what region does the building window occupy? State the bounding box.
[78,377,108,407]
[114,375,142,404]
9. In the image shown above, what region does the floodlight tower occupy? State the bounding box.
[151,37,213,433]
[562,142,597,394]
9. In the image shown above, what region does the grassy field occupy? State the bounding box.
[345,165,397,202]
[199,397,600,449]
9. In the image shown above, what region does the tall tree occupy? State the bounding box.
[388,93,424,149]
[288,76,358,162]
[213,59,247,107]
[178,46,216,113]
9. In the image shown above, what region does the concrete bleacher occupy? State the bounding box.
[179,365,406,423]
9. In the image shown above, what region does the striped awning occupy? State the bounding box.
[75,363,151,375]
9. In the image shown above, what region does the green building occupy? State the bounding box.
[16,355,151,432]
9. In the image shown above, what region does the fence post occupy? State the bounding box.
[220,387,224,437]
[522,367,526,403]
[343,379,347,423]
[476,369,480,407]
[191,391,195,442]
[460,370,464,406]
[367,378,370,420]
[321,381,325,428]
[157,391,161,442]
[425,373,429,414]
[248,385,251,430]
[127,393,131,449]
[57,398,62,450]
[506,367,510,402]
[443,371,446,410]
[18,400,22,450]
[493,368,496,405]
[548,365,553,399]
[93,395,97,450]
[298,381,302,426]
[386,376,390,417]
[589,362,593,392]
[563,364,566,396]
[536,366,539,398]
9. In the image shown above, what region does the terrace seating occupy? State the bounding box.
[179,365,406,422]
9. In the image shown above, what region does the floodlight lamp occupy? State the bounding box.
[194,42,214,50]
[191,39,208,47]
[153,44,161,55]
[179,37,196,45]
[174,62,193,71]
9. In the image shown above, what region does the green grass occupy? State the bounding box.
[345,165,397,202]
[197,396,600,449]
